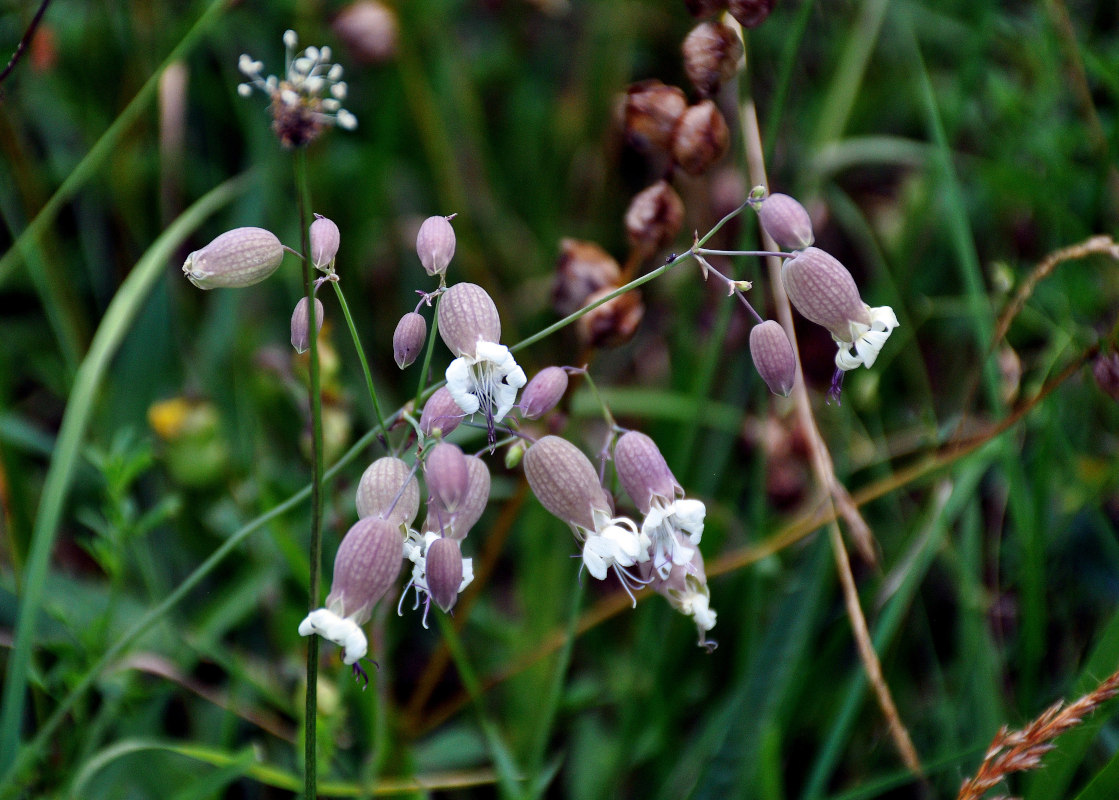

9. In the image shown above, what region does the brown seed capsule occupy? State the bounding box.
[728,0,776,28]
[781,247,870,342]
[425,536,464,612]
[182,227,284,289]
[685,0,729,17]
[553,238,622,317]
[291,296,325,354]
[437,282,501,358]
[325,517,403,625]
[356,456,420,527]
[682,22,743,98]
[623,80,688,154]
[523,435,612,532]
[420,386,464,438]
[625,180,685,259]
[1093,353,1119,401]
[310,214,340,270]
[520,366,569,419]
[576,286,644,348]
[332,0,398,65]
[416,214,456,276]
[613,431,681,515]
[393,312,427,368]
[757,193,814,251]
[749,320,797,397]
[671,100,729,175]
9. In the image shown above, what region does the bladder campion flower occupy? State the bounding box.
[749,320,797,397]
[438,282,527,446]
[238,29,357,148]
[400,532,474,625]
[182,227,284,289]
[524,436,648,603]
[612,431,706,579]
[641,533,718,651]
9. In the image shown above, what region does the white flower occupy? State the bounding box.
[399,531,474,627]
[581,509,646,581]
[641,497,706,578]
[834,305,899,371]
[298,608,367,665]
[445,340,527,424]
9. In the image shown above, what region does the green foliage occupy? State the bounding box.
[2,0,1119,798]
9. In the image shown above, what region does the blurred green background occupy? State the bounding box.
[2,0,1119,797]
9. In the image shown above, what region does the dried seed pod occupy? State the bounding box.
[781,247,869,341]
[757,193,814,251]
[613,431,682,515]
[1093,353,1119,401]
[523,435,612,532]
[437,282,501,358]
[420,386,464,437]
[182,227,284,289]
[416,214,456,276]
[623,80,688,154]
[393,312,427,368]
[671,100,729,175]
[332,0,398,65]
[682,22,743,98]
[425,442,469,513]
[749,320,797,396]
[356,456,420,527]
[576,286,644,348]
[729,0,776,28]
[625,180,685,259]
[325,517,403,626]
[424,536,464,612]
[310,214,340,270]
[553,238,622,316]
[291,296,325,354]
[520,366,569,419]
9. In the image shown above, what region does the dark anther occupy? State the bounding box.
[352,661,369,689]
[826,368,845,406]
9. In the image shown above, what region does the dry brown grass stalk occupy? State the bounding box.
[956,669,1119,800]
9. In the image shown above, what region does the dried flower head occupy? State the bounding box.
[625,180,685,260]
[623,80,688,154]
[613,431,706,578]
[682,22,743,98]
[182,227,284,289]
[729,0,776,28]
[238,30,357,148]
[291,296,324,354]
[416,214,457,277]
[298,517,403,666]
[749,319,796,396]
[393,312,427,369]
[553,238,622,317]
[356,456,421,527]
[671,100,730,175]
[756,191,814,251]
[310,214,340,270]
[576,286,645,348]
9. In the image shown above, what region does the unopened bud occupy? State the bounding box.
[437,282,501,358]
[356,456,420,527]
[613,431,681,515]
[520,366,569,419]
[291,296,325,354]
[332,1,398,65]
[393,312,427,368]
[182,227,284,289]
[420,386,463,437]
[671,100,729,175]
[757,192,814,250]
[749,320,796,396]
[553,238,622,316]
[310,214,340,270]
[1093,353,1119,401]
[425,536,464,612]
[576,286,644,348]
[623,80,688,154]
[729,0,776,28]
[625,180,684,259]
[425,442,469,513]
[682,22,743,98]
[523,435,612,532]
[416,214,456,276]
[781,247,869,342]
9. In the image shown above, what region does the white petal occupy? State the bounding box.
[582,538,611,580]
[446,358,481,414]
[298,608,368,664]
[868,305,899,331]
[459,557,474,591]
[835,342,864,371]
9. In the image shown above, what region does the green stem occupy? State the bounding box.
[413,295,444,415]
[330,282,389,442]
[294,150,324,800]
